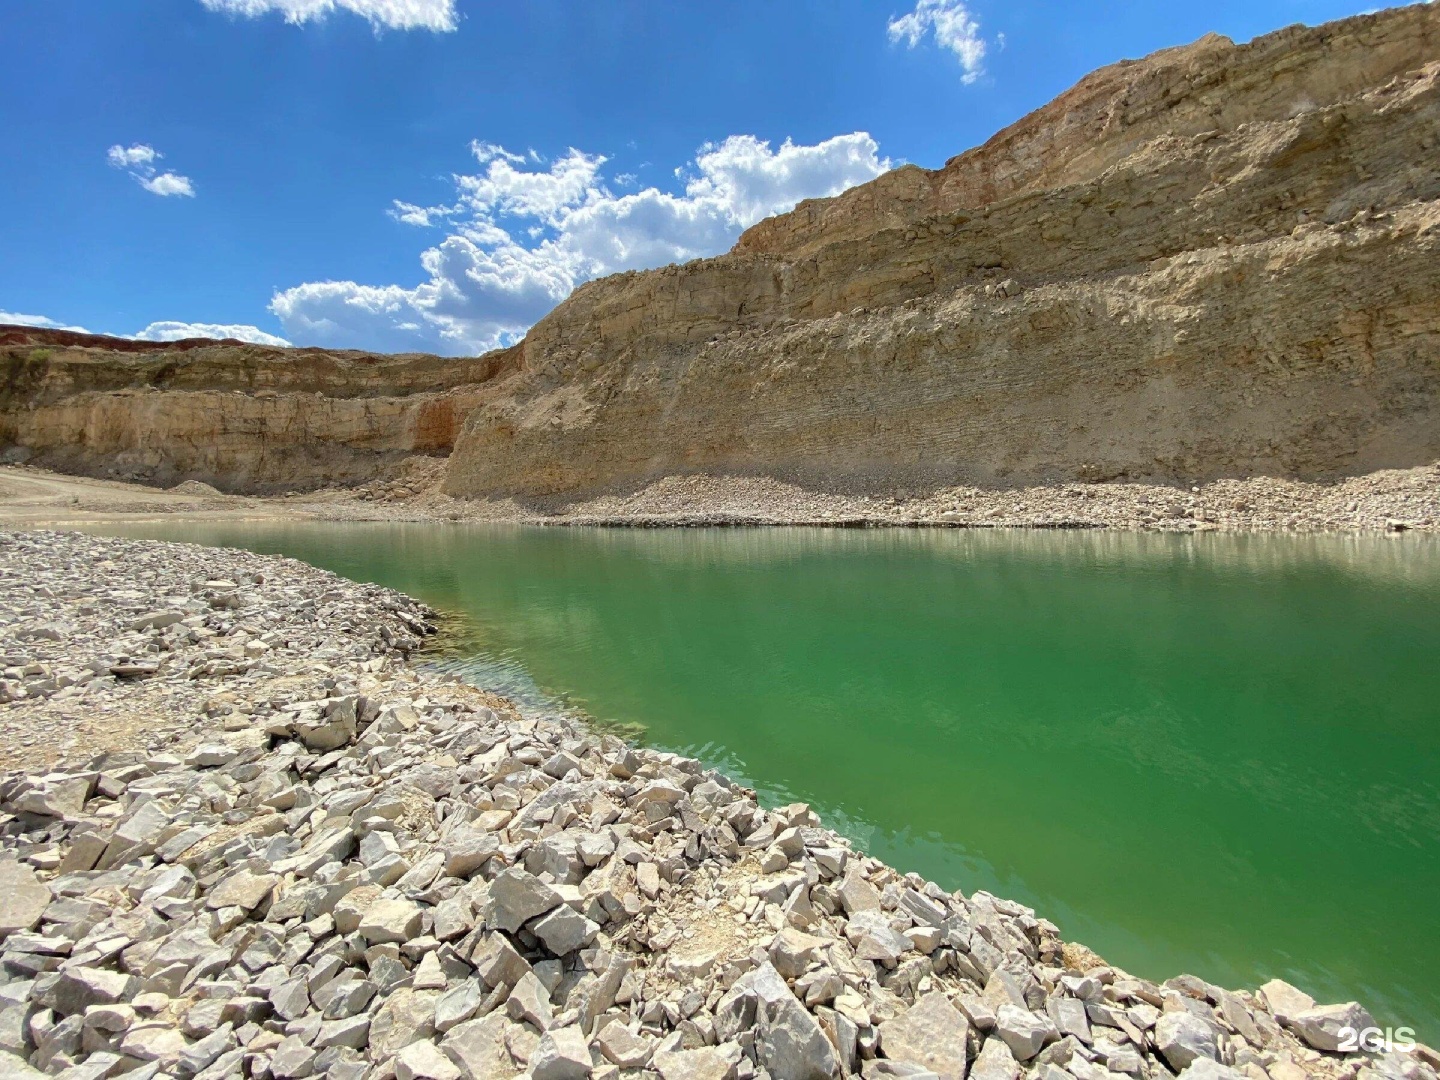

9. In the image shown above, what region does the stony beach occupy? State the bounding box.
[2,463,1437,534]
[0,529,1435,1080]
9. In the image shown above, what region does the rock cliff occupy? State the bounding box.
[0,327,517,492]
[443,3,1440,499]
[2,4,1437,503]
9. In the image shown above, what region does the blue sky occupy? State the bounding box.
[0,0,1412,355]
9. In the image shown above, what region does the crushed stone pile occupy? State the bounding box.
[0,530,1433,1080]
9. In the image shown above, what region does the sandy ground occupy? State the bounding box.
[1,461,1436,532]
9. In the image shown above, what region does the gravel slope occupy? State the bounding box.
[0,530,1434,1079]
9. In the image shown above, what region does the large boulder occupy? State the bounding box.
[879,991,970,1079]
[750,962,839,1079]
[1155,1012,1220,1071]
[1290,1002,1377,1052]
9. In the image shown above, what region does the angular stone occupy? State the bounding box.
[333,883,383,935]
[838,871,883,915]
[768,927,831,980]
[358,897,424,944]
[205,869,277,912]
[14,775,92,818]
[970,1036,1021,1080]
[879,991,969,1079]
[443,829,500,879]
[435,979,484,1033]
[413,951,449,991]
[1155,1012,1220,1070]
[316,1015,371,1050]
[396,1039,463,1080]
[180,1022,238,1075]
[486,868,563,933]
[994,1004,1057,1061]
[369,988,439,1063]
[1047,996,1092,1045]
[957,993,996,1032]
[52,967,134,1016]
[295,697,358,751]
[270,1034,317,1078]
[597,1020,652,1069]
[531,904,599,956]
[532,1024,593,1080]
[131,609,185,631]
[654,1044,742,1080]
[433,894,477,942]
[185,744,239,769]
[845,909,910,966]
[1291,1002,1376,1052]
[750,961,839,1080]
[507,971,554,1031]
[473,933,531,990]
[270,977,311,1022]
[0,860,51,937]
[118,1021,191,1064]
[441,1013,516,1080]
[1257,980,1315,1024]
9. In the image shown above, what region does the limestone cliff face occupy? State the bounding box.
[4,6,1436,501]
[443,4,1440,499]
[0,329,517,492]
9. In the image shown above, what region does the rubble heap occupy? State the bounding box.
[0,531,1432,1080]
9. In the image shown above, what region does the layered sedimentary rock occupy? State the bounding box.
[0,327,517,492]
[443,4,1440,499]
[3,6,1437,502]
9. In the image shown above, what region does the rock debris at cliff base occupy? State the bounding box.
[390,467,1440,532]
[5,462,1436,533]
[1,530,1435,1079]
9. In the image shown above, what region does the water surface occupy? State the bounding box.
[87,522,1440,1039]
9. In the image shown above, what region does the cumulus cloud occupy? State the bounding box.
[0,311,91,333]
[106,144,158,170]
[108,143,196,198]
[139,173,196,198]
[888,0,989,84]
[197,0,457,31]
[272,131,891,355]
[133,321,291,346]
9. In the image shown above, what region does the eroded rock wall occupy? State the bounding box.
[4,6,1436,501]
[443,5,1440,500]
[0,334,517,492]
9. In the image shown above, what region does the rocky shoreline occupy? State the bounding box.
[0,529,1434,1080]
[3,463,1438,534]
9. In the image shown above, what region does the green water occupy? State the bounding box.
[86,522,1440,1039]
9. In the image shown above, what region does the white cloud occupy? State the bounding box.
[457,146,607,224]
[0,311,91,333]
[197,0,457,31]
[134,321,291,346]
[139,172,196,198]
[888,0,988,84]
[108,144,196,198]
[107,144,158,169]
[271,132,891,355]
